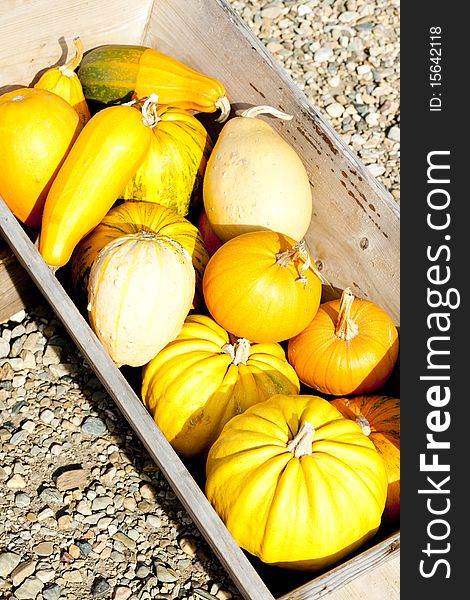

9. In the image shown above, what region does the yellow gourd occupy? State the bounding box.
[121,103,212,216]
[141,314,300,458]
[35,37,91,127]
[88,232,195,368]
[39,101,154,267]
[203,106,312,242]
[0,87,81,229]
[206,394,388,570]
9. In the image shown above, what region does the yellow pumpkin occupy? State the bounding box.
[71,201,209,310]
[87,231,195,368]
[39,102,153,267]
[203,105,312,242]
[202,231,322,342]
[121,104,212,217]
[331,395,400,526]
[34,37,91,127]
[0,87,81,229]
[141,314,300,458]
[206,394,388,570]
[288,287,399,396]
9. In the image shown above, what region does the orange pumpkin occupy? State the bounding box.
[331,395,400,525]
[288,287,399,396]
[202,231,322,343]
[0,87,81,229]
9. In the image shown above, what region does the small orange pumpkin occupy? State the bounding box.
[288,287,399,396]
[330,395,400,525]
[202,231,322,343]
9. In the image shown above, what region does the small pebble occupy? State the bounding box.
[15,492,31,508]
[81,416,107,436]
[43,583,62,600]
[314,47,333,63]
[0,551,21,578]
[13,576,44,599]
[92,577,111,597]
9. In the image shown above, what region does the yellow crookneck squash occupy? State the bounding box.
[141,314,300,458]
[71,201,209,310]
[0,87,81,229]
[39,100,156,267]
[331,395,400,526]
[288,287,399,396]
[34,37,91,127]
[121,101,212,217]
[205,394,388,570]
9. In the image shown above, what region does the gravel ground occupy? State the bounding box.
[0,2,400,599]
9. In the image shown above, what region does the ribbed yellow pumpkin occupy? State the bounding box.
[121,104,212,217]
[71,201,209,310]
[206,394,388,571]
[87,231,195,368]
[141,314,300,458]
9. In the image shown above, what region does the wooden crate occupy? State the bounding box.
[0,1,400,598]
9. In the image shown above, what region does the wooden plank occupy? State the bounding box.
[0,239,37,323]
[0,0,154,91]
[147,0,400,323]
[277,532,400,599]
[321,555,399,600]
[0,196,275,600]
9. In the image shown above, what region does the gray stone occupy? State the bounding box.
[0,551,21,578]
[81,416,107,436]
[314,47,333,63]
[92,578,111,597]
[0,337,9,358]
[43,583,62,600]
[14,492,31,508]
[12,576,44,599]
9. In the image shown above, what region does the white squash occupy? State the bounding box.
[203,105,312,243]
[87,231,195,368]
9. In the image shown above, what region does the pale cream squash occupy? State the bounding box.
[87,231,195,368]
[203,106,312,242]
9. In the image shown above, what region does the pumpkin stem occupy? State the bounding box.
[59,37,85,77]
[215,96,231,123]
[356,414,372,436]
[221,338,251,365]
[335,287,359,341]
[140,94,161,128]
[275,240,312,283]
[239,105,293,121]
[286,422,315,458]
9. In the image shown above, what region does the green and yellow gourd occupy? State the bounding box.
[78,44,231,122]
[121,101,212,217]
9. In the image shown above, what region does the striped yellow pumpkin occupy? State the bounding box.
[88,231,195,368]
[141,314,300,458]
[71,201,209,310]
[121,105,212,216]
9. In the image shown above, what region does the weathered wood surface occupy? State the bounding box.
[0,196,275,600]
[148,0,400,323]
[323,555,399,600]
[0,1,400,597]
[278,532,399,599]
[0,240,37,323]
